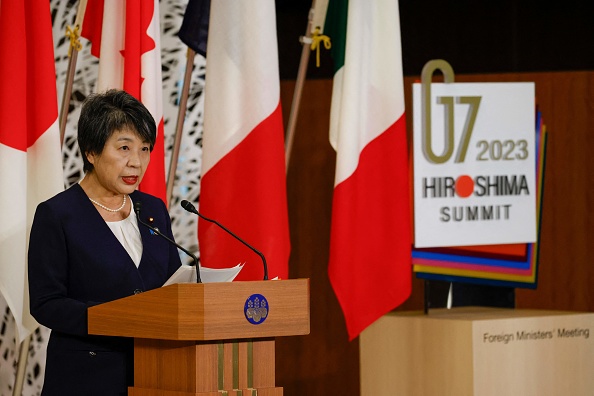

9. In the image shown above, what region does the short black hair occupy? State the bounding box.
[77,89,157,173]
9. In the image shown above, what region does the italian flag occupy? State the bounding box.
[323,0,412,340]
[0,0,64,342]
[198,0,290,281]
[81,0,167,203]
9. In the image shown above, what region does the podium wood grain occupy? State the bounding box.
[88,280,309,395]
[88,280,310,340]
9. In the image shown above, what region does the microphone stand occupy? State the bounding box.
[180,200,269,280]
[134,202,202,283]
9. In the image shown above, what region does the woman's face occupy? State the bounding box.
[86,128,151,195]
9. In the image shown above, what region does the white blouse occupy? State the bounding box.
[105,197,143,267]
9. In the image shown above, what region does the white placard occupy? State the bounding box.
[413,82,537,248]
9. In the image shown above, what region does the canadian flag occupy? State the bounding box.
[0,0,64,342]
[81,0,167,203]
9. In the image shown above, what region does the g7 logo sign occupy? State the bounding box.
[421,60,481,165]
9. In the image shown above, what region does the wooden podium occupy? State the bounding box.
[88,279,310,396]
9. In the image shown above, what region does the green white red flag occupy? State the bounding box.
[323,0,412,340]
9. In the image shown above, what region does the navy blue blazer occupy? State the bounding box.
[28,184,182,396]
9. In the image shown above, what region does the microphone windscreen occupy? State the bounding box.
[134,201,142,215]
[180,200,195,213]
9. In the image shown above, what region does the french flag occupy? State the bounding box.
[197,0,290,281]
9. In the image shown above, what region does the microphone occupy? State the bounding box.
[134,201,202,283]
[180,199,269,280]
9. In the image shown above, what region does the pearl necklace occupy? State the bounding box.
[89,195,127,212]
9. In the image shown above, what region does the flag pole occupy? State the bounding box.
[59,0,88,146]
[166,47,196,208]
[284,3,317,172]
[12,334,31,396]
[59,48,79,146]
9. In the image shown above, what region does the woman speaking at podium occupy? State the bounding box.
[28,90,182,395]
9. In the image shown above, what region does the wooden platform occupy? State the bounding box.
[360,307,594,396]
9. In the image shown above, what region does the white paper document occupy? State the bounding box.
[163,263,244,286]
